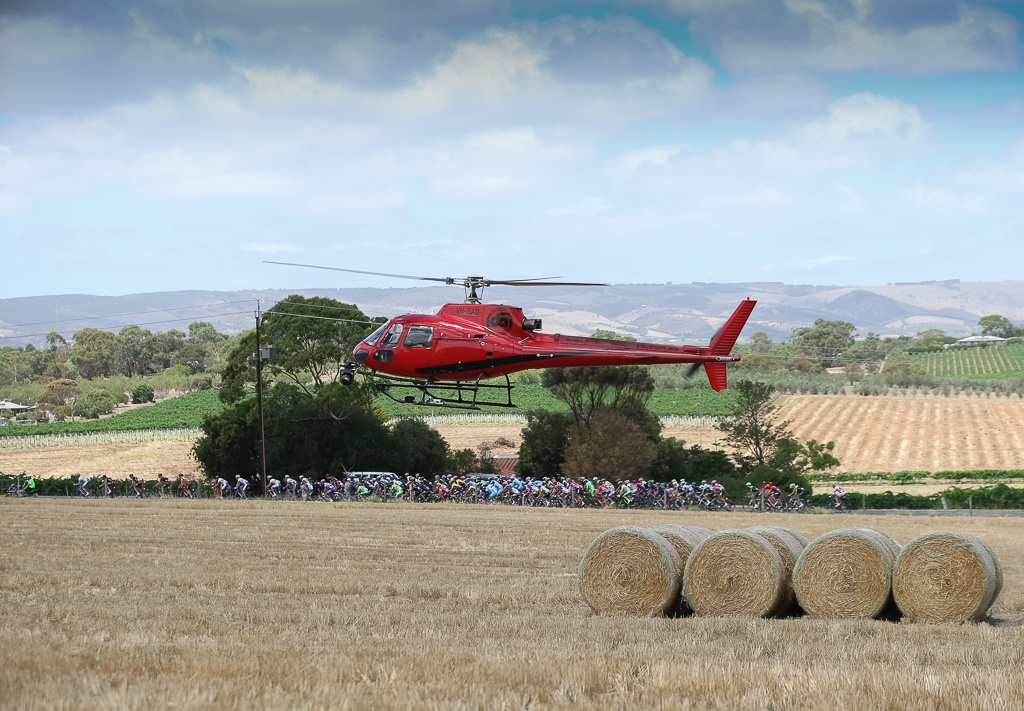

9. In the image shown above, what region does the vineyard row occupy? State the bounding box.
[0,428,203,450]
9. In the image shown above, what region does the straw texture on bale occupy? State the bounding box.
[648,524,713,566]
[975,537,1004,601]
[772,526,810,548]
[649,525,714,614]
[794,528,900,620]
[679,525,715,540]
[683,530,786,618]
[745,526,806,614]
[578,526,682,617]
[893,531,1001,623]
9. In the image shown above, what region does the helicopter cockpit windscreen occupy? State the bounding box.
[379,323,404,348]
[362,322,390,347]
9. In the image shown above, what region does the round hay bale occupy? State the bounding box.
[794,528,898,619]
[649,525,714,614]
[893,531,1001,623]
[746,526,806,615]
[857,528,901,558]
[683,530,786,618]
[974,537,1004,601]
[681,525,715,540]
[578,526,682,617]
[771,526,810,548]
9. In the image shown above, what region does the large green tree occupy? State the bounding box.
[791,319,856,369]
[716,379,836,494]
[518,366,661,479]
[540,366,658,434]
[72,328,120,379]
[116,325,154,377]
[562,409,655,482]
[220,296,382,417]
[43,332,73,378]
[517,410,574,478]
[716,379,794,471]
[979,315,1019,339]
[37,378,80,422]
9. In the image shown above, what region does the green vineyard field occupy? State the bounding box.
[908,342,1024,378]
[0,389,224,438]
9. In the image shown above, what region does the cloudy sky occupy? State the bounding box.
[2,0,1023,299]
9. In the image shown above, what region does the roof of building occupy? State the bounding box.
[955,335,1008,343]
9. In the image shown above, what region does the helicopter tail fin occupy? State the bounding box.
[703,299,757,391]
[704,362,729,391]
[709,299,757,356]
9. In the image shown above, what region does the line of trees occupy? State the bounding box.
[735,314,1022,377]
[0,321,231,387]
[1,321,234,421]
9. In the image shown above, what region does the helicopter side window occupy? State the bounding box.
[379,323,404,348]
[363,322,389,347]
[403,326,434,348]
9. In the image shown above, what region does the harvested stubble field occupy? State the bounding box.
[2,499,1022,710]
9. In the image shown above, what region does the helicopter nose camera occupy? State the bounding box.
[339,363,357,386]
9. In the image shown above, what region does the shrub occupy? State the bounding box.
[131,384,155,404]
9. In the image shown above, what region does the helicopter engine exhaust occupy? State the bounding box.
[522,318,542,332]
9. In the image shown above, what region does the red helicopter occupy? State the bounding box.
[267,262,756,410]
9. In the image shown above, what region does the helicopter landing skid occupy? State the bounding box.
[370,373,516,410]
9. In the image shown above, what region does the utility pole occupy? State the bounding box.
[255,302,270,495]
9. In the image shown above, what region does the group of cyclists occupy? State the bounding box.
[5,471,197,498]
[192,472,809,512]
[7,470,850,511]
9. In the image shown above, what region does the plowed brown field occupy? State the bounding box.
[435,394,1024,474]
[778,395,1024,473]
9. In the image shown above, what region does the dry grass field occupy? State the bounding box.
[0,440,201,479]
[2,499,1021,710]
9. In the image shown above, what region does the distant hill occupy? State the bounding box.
[3,279,1023,347]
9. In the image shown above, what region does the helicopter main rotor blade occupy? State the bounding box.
[264,261,454,284]
[265,261,608,288]
[490,280,610,287]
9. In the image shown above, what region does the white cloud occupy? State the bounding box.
[799,93,927,145]
[668,0,1021,75]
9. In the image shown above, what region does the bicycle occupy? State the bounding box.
[786,493,807,512]
[831,495,849,513]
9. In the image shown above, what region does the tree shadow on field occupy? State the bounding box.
[984,612,1024,627]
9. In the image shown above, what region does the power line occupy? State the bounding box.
[0,310,256,343]
[1,299,264,330]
